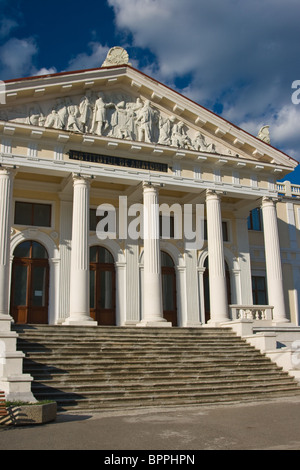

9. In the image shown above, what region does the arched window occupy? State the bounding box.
[11,241,49,324]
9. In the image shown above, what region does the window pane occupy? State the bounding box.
[13,265,28,306]
[162,273,174,310]
[98,247,114,264]
[222,222,229,241]
[90,246,98,262]
[252,276,268,305]
[161,251,174,267]
[89,209,97,231]
[32,266,47,307]
[15,202,32,225]
[99,270,113,309]
[32,242,48,259]
[13,241,31,258]
[33,203,51,227]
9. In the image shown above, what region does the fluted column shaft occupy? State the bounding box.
[206,190,229,323]
[261,197,287,323]
[0,167,14,319]
[64,175,97,325]
[138,182,170,326]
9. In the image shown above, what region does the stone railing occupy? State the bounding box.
[230,305,274,321]
[276,181,300,197]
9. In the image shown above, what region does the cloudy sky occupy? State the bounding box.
[1,0,300,180]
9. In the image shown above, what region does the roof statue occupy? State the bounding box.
[257,125,270,144]
[102,47,130,67]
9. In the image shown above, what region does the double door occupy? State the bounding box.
[11,241,49,324]
[90,246,116,325]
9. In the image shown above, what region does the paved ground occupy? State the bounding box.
[1,396,300,451]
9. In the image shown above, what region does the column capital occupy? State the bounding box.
[262,196,279,206]
[0,165,17,178]
[142,181,161,192]
[72,173,93,185]
[206,188,224,200]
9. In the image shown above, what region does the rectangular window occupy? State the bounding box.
[90,208,113,232]
[252,275,268,305]
[14,202,51,227]
[248,208,263,231]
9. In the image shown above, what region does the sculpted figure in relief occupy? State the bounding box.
[92,93,114,136]
[158,115,174,145]
[44,107,65,129]
[135,99,154,143]
[2,89,219,153]
[79,91,94,133]
[171,120,192,149]
[193,132,215,153]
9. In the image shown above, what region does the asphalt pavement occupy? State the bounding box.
[1,396,300,451]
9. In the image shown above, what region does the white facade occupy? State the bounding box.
[0,48,300,400]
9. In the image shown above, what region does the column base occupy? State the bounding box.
[137,320,172,328]
[272,319,291,326]
[63,316,98,326]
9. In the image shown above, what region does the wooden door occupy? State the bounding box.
[11,241,49,324]
[161,251,177,326]
[90,246,116,325]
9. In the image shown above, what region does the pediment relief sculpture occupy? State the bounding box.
[0,90,218,153]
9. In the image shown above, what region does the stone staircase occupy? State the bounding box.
[13,325,300,412]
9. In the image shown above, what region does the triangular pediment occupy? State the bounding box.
[0,57,297,171]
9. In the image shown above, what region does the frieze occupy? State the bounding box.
[0,90,217,153]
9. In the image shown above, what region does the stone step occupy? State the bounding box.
[13,324,300,412]
[32,385,300,412]
[31,375,297,391]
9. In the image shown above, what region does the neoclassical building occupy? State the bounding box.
[0,46,299,336]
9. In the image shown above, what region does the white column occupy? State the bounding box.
[64,174,97,325]
[0,167,36,402]
[0,167,14,321]
[138,182,171,327]
[206,189,229,324]
[261,197,288,323]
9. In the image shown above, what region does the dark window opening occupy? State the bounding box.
[15,202,51,227]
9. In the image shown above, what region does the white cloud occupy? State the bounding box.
[108,0,300,160]
[0,37,38,80]
[33,67,58,76]
[67,42,109,71]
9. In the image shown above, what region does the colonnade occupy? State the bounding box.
[0,169,288,327]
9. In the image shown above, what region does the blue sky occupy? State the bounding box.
[1,0,300,182]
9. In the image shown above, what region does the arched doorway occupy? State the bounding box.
[161,251,178,326]
[203,257,231,323]
[10,241,49,324]
[90,246,116,325]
